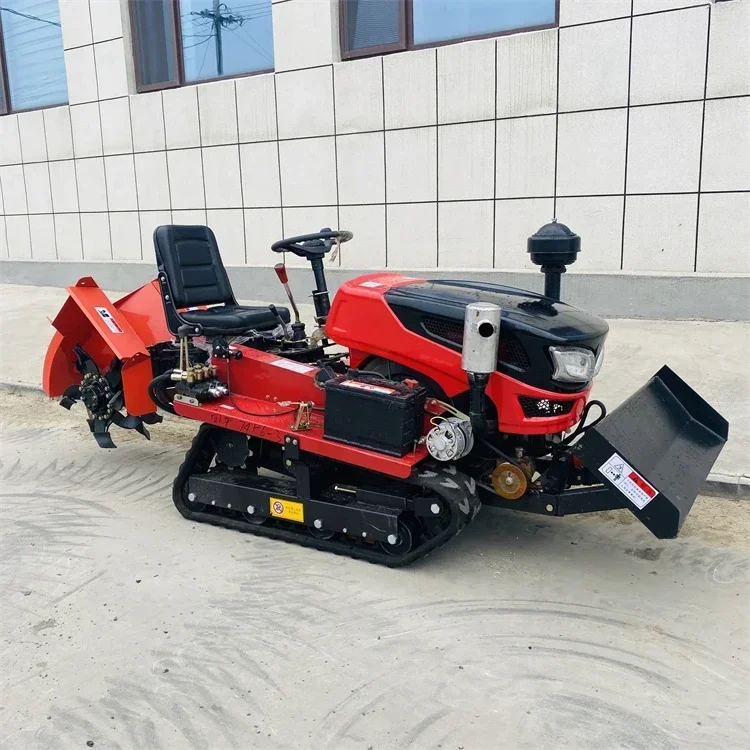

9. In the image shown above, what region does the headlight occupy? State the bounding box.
[549,346,596,383]
[593,344,605,377]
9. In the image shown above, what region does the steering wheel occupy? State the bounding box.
[271,228,353,259]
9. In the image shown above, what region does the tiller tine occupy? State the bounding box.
[573,366,728,539]
[110,410,151,441]
[62,345,155,448]
[88,418,117,450]
[72,344,101,377]
[60,384,81,410]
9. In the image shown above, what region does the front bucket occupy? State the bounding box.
[573,366,728,538]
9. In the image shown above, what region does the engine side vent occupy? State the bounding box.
[519,396,575,418]
[422,316,531,370]
[497,335,531,371]
[422,316,464,344]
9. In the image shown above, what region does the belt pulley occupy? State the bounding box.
[60,345,162,448]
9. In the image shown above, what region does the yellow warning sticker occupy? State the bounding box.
[269,497,304,523]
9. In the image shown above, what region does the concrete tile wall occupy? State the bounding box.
[0,0,748,275]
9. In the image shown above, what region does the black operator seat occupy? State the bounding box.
[153,224,290,336]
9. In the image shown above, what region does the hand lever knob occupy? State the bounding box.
[274,263,288,284]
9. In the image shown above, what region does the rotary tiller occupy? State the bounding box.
[42,222,728,567]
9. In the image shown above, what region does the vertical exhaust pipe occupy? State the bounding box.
[462,302,502,433]
[527,219,581,302]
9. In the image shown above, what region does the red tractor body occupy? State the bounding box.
[40,225,728,567]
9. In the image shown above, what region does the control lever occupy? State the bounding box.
[268,303,287,331]
[273,263,306,341]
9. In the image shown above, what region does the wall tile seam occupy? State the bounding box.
[3,3,731,114]
[3,188,750,215]
[620,0,635,269]
[15,112,33,254]
[123,95,143,261]
[272,75,284,236]
[434,49,439,264]
[192,91,208,216]
[40,113,58,260]
[274,62,334,76]
[492,37,499,264]
[161,90,174,224]
[694,1,714,270]
[380,57,388,265]
[232,80,248,264]
[4,0,744,269]
[7,91,750,143]
[91,7,112,261]
[552,22,561,219]
[6,92,748,161]
[560,1,715,29]
[67,92,137,107]
[65,36,124,53]
[328,65,342,259]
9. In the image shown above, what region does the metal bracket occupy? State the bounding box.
[291,401,313,431]
[283,435,300,460]
[174,393,200,407]
[282,434,311,498]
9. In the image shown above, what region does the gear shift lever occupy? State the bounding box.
[274,263,306,341]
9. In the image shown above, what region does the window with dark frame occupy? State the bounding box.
[341,0,558,59]
[130,0,274,93]
[0,0,68,115]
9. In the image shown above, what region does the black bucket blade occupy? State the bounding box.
[573,366,728,539]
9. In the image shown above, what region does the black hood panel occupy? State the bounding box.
[385,280,609,393]
[386,280,609,343]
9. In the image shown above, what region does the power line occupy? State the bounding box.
[228,2,272,13]
[0,5,60,26]
[183,35,214,50]
[195,28,215,77]
[232,26,272,63]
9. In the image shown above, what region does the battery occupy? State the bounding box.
[323,373,427,457]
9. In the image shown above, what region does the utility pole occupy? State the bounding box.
[213,0,223,77]
[192,2,248,77]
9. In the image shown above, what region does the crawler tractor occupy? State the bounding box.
[43,222,728,566]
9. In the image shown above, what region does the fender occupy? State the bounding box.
[43,278,171,416]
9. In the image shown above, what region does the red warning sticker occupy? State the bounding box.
[599,452,658,510]
[94,306,123,334]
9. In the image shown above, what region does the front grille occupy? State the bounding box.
[519,396,575,418]
[422,316,531,371]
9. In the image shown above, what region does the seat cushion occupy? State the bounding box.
[180,304,291,333]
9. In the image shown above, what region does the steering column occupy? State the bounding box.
[271,229,353,325]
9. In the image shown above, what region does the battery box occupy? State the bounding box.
[323,373,427,457]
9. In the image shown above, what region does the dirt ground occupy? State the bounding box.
[1,389,748,749]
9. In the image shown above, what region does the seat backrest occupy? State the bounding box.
[153,224,235,308]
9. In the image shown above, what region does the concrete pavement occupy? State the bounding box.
[0,389,748,749]
[0,282,747,489]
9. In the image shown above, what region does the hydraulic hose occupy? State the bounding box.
[148,371,176,414]
[560,399,607,446]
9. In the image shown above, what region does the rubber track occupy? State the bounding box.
[172,424,482,568]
